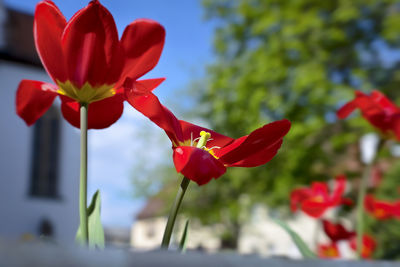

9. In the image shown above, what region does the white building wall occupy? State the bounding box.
[0,60,80,244]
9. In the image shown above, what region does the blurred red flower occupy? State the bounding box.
[322,219,355,242]
[350,234,376,259]
[124,83,291,185]
[364,195,400,220]
[337,90,400,140]
[317,243,340,258]
[290,175,352,218]
[16,0,165,129]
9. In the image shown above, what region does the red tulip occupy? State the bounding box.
[317,243,340,258]
[124,82,291,185]
[350,234,376,259]
[364,195,400,220]
[16,0,165,129]
[337,90,400,140]
[290,175,352,218]
[322,219,355,242]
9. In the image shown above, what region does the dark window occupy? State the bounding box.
[29,105,61,199]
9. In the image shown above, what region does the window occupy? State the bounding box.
[29,105,61,199]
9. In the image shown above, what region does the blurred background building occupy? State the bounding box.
[0,0,79,243]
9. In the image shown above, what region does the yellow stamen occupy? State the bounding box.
[57,80,115,104]
[204,147,219,159]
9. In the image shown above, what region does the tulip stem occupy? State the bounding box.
[356,163,371,258]
[79,103,89,245]
[161,176,190,249]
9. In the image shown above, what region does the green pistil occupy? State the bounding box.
[197,131,211,149]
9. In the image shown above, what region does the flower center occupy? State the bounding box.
[196,131,219,159]
[311,195,324,203]
[325,247,339,257]
[373,208,386,218]
[56,80,115,104]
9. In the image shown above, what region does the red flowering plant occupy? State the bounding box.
[336,90,400,259]
[350,234,377,259]
[317,243,340,259]
[16,0,165,247]
[364,195,400,220]
[124,81,291,247]
[317,220,355,259]
[290,175,352,218]
[337,90,400,140]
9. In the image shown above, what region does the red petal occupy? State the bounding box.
[364,194,397,220]
[61,94,123,129]
[173,146,226,186]
[371,90,398,113]
[217,119,291,165]
[229,139,283,167]
[391,114,400,141]
[34,1,67,82]
[290,188,313,212]
[179,120,234,149]
[322,219,355,242]
[125,82,183,145]
[337,100,357,119]
[311,182,329,200]
[330,175,346,206]
[62,1,122,87]
[117,19,165,88]
[16,80,58,126]
[126,78,165,93]
[301,199,329,218]
[350,235,376,259]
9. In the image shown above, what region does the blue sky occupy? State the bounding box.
[6,0,217,227]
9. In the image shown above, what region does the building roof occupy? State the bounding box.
[0,7,41,66]
[136,196,167,220]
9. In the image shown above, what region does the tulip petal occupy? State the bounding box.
[217,119,291,165]
[371,90,398,113]
[322,219,355,242]
[290,188,313,212]
[62,0,121,87]
[16,80,58,126]
[125,83,183,145]
[301,199,329,218]
[61,94,124,129]
[34,1,67,82]
[330,175,346,206]
[337,100,358,119]
[125,77,165,94]
[229,139,283,167]
[173,146,226,186]
[118,19,165,87]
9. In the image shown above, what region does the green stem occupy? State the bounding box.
[161,176,190,248]
[356,163,371,258]
[79,103,89,245]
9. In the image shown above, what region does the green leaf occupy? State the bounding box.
[273,218,317,259]
[76,190,105,249]
[179,220,190,253]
